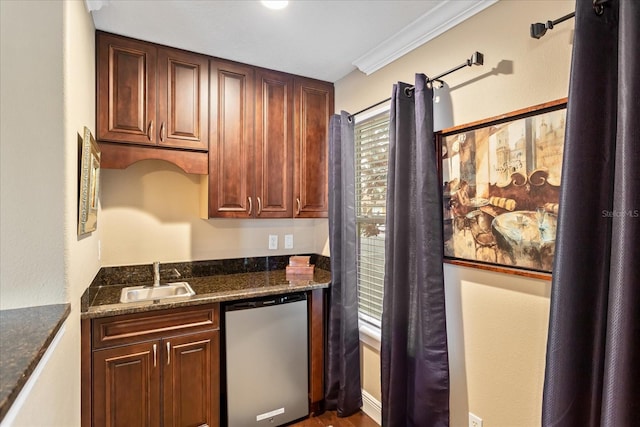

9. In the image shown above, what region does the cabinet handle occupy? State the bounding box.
[160,122,166,142]
[296,197,301,216]
[247,197,253,216]
[257,197,262,216]
[153,344,157,367]
[166,342,171,365]
[147,120,154,141]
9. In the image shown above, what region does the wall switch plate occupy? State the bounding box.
[469,413,483,427]
[268,235,278,250]
[284,234,294,249]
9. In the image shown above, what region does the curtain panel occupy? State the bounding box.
[542,0,640,424]
[325,111,362,417]
[381,74,450,427]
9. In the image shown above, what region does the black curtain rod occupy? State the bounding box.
[348,51,484,120]
[530,0,610,39]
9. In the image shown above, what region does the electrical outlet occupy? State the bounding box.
[284,234,294,249]
[469,412,483,427]
[268,235,278,250]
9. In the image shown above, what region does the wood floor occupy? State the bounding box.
[289,410,379,427]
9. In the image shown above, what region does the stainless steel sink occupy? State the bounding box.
[119,282,195,303]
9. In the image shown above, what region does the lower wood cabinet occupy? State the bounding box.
[81,291,327,425]
[92,341,161,427]
[163,331,219,427]
[83,304,220,427]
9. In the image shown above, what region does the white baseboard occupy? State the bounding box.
[361,388,382,425]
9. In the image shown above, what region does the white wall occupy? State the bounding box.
[1,0,65,308]
[333,1,574,425]
[0,0,98,425]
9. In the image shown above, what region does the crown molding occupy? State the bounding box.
[352,0,498,76]
[85,0,111,13]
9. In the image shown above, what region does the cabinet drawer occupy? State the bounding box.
[93,304,219,349]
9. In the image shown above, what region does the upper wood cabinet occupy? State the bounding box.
[208,59,255,218]
[157,47,209,151]
[95,32,334,214]
[97,33,157,145]
[208,61,296,218]
[96,32,209,173]
[294,77,333,218]
[255,69,295,218]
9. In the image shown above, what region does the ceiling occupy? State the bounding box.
[89,0,496,82]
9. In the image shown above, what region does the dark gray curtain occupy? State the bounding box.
[325,111,362,416]
[381,74,449,426]
[542,0,640,425]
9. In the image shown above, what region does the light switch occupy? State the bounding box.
[284,234,294,249]
[268,235,278,250]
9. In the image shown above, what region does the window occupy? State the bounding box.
[355,106,390,338]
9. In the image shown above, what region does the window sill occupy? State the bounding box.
[359,322,381,352]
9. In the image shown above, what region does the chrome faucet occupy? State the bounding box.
[153,261,161,286]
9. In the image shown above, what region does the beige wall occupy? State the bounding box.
[333,1,574,425]
[0,0,98,424]
[100,162,327,266]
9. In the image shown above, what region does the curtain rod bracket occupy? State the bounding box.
[530,11,575,39]
[530,0,609,39]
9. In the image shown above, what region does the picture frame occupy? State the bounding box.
[438,99,567,279]
[78,126,100,236]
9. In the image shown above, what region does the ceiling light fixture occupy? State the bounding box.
[261,1,288,10]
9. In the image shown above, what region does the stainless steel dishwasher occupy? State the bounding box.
[224,293,309,426]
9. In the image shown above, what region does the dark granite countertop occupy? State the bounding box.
[81,256,331,319]
[0,303,70,422]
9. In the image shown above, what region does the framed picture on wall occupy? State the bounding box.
[78,126,100,236]
[437,98,567,278]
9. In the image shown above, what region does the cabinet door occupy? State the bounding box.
[209,60,255,217]
[93,341,161,427]
[163,331,220,427]
[97,32,157,145]
[294,78,334,218]
[157,47,209,151]
[255,69,294,218]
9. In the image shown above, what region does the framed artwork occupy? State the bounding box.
[438,99,567,277]
[78,126,100,236]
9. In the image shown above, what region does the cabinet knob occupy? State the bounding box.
[147,120,154,142]
[248,197,253,216]
[166,342,171,365]
[160,122,166,142]
[257,197,262,216]
[296,197,301,216]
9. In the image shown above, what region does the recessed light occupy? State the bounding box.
[261,1,288,10]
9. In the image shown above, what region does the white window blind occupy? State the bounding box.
[355,109,389,328]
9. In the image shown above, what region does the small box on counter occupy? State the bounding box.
[288,255,310,266]
[286,255,314,278]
